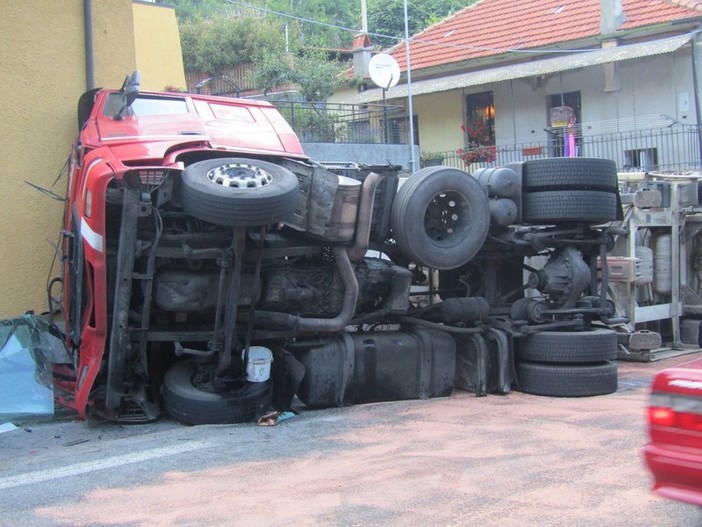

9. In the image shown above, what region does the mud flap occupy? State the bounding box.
[454,328,512,396]
[270,346,305,411]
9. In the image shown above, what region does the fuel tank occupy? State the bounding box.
[295,329,456,408]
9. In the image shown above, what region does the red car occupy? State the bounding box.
[644,357,702,506]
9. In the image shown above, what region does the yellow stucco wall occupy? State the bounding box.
[0,1,184,318]
[413,90,465,155]
[92,0,137,89]
[133,2,186,91]
[331,85,466,157]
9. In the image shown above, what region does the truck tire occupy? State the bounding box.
[391,166,490,270]
[162,360,272,425]
[521,158,618,192]
[180,157,299,226]
[517,328,618,364]
[522,190,618,224]
[516,360,618,397]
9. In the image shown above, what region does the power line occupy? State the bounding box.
[222,0,397,41]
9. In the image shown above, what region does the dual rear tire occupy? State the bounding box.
[516,329,618,397]
[520,158,620,224]
[516,160,620,396]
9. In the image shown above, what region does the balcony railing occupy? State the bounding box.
[424,123,702,173]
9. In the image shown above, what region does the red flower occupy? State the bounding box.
[457,120,495,166]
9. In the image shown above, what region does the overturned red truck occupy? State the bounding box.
[53,73,625,424]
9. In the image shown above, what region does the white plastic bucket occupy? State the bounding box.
[246,346,273,382]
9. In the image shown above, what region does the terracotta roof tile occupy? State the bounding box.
[390,0,701,71]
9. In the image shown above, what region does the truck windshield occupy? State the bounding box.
[103,93,189,118]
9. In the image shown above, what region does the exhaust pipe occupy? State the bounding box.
[346,171,382,262]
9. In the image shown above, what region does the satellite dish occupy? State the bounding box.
[368,53,401,90]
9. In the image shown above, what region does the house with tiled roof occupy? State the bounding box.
[333,0,702,172]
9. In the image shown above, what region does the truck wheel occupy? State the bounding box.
[391,167,490,270]
[516,361,618,397]
[517,328,618,364]
[522,190,618,224]
[162,360,272,425]
[180,157,299,226]
[521,158,618,191]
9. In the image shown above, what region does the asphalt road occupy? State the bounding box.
[1,355,701,527]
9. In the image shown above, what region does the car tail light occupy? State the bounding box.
[649,393,702,432]
[649,405,676,427]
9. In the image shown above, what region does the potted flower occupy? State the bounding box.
[420,150,445,167]
[457,119,496,168]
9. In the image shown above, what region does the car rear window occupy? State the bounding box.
[103,94,189,117]
[192,100,256,123]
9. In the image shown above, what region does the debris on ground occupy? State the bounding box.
[0,315,70,422]
[257,411,296,426]
[0,422,18,434]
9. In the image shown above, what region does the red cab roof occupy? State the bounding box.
[80,90,307,163]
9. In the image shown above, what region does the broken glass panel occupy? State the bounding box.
[0,316,65,422]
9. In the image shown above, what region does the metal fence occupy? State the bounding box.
[186,66,257,96]
[267,100,407,144]
[183,74,409,145]
[425,123,702,173]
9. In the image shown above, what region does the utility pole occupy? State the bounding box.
[403,0,416,172]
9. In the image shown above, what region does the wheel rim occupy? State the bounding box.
[424,191,467,242]
[206,163,273,189]
[188,364,246,394]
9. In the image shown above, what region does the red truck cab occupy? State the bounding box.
[58,75,306,419]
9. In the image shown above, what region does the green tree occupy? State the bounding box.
[265,0,361,49]
[368,0,476,47]
[170,0,230,22]
[171,0,474,96]
[179,15,287,73]
[253,48,344,101]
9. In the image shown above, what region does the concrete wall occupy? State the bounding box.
[0,1,184,318]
